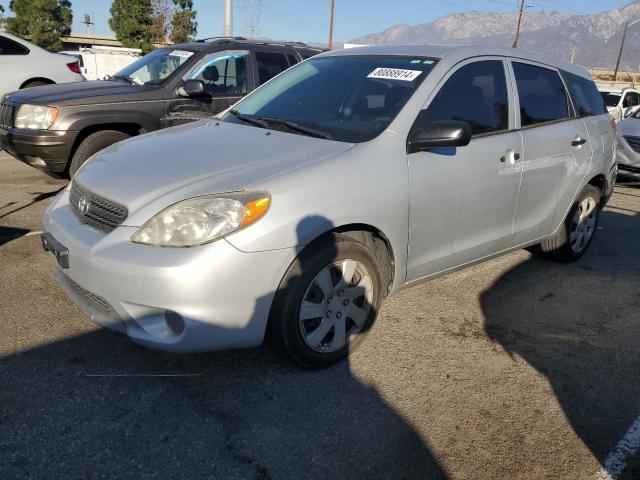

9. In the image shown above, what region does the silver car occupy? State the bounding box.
[615,113,640,176]
[43,45,617,367]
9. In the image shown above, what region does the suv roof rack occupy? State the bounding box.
[196,37,322,50]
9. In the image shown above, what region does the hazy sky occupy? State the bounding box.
[0,0,635,44]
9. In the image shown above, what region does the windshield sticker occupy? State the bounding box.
[170,50,194,59]
[367,68,422,82]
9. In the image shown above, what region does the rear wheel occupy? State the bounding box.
[69,130,130,177]
[21,80,51,88]
[269,233,383,368]
[535,184,601,262]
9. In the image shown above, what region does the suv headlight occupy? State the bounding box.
[14,104,59,130]
[131,191,271,247]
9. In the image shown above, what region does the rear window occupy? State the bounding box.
[562,71,607,117]
[513,62,570,127]
[601,92,621,108]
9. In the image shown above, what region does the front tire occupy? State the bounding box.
[69,130,130,177]
[536,184,601,262]
[269,233,383,368]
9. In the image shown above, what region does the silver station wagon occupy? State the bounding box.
[43,45,617,367]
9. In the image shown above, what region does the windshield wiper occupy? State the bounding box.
[257,117,333,140]
[111,75,140,85]
[228,109,269,129]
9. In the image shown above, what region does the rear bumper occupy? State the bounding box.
[0,127,77,173]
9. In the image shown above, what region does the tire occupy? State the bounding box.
[269,233,383,368]
[535,184,601,262]
[69,130,130,177]
[21,80,51,88]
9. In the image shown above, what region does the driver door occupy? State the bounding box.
[164,50,253,127]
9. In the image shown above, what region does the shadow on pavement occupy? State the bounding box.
[0,216,446,479]
[481,209,640,473]
[0,188,64,221]
[0,226,31,247]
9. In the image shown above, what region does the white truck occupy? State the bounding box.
[59,46,140,81]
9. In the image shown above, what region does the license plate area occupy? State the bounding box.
[41,232,69,269]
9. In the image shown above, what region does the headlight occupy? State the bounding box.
[131,191,271,247]
[14,104,59,129]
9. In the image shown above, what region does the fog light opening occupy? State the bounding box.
[165,311,185,335]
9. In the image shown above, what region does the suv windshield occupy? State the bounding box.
[600,92,621,108]
[226,55,438,142]
[113,48,195,85]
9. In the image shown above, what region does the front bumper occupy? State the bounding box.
[43,189,298,353]
[616,135,640,173]
[0,126,77,173]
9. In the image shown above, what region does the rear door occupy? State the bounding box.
[509,60,592,245]
[164,50,252,127]
[406,58,523,280]
[254,50,294,86]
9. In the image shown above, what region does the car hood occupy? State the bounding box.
[73,120,355,226]
[3,80,159,106]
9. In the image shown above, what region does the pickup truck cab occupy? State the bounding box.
[0,37,324,176]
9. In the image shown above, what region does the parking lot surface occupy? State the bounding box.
[1,151,639,480]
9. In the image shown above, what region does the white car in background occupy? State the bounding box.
[599,86,640,122]
[59,46,140,81]
[0,32,85,97]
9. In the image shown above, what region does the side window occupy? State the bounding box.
[424,60,509,136]
[513,62,569,127]
[255,52,289,85]
[632,93,640,107]
[562,70,607,118]
[0,36,29,55]
[189,53,248,96]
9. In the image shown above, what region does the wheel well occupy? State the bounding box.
[332,224,395,297]
[588,174,607,206]
[67,123,144,171]
[19,77,55,88]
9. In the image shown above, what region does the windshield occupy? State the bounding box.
[600,92,621,108]
[226,55,438,142]
[113,48,195,85]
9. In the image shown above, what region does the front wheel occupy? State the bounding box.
[69,130,130,177]
[269,233,383,368]
[535,184,601,262]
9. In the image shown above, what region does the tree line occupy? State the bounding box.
[0,0,197,53]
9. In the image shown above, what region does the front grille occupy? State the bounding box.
[69,181,128,232]
[624,135,640,154]
[65,275,117,316]
[0,101,15,128]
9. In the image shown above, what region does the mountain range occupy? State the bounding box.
[349,1,640,70]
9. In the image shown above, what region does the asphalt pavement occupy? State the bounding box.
[1,151,639,480]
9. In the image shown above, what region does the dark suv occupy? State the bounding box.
[0,37,324,176]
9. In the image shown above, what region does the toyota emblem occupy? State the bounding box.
[77,195,90,216]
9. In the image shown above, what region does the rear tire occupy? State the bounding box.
[535,184,601,262]
[269,233,383,368]
[69,130,130,177]
[21,80,51,88]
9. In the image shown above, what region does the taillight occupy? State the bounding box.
[67,61,81,74]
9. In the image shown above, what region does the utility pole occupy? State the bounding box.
[614,21,629,82]
[328,0,335,50]
[224,0,233,37]
[512,0,525,48]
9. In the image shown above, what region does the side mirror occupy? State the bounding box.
[178,79,205,97]
[407,120,472,153]
[624,108,635,118]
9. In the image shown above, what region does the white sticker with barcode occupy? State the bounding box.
[367,68,422,81]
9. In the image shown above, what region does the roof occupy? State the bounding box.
[171,37,326,53]
[320,44,592,79]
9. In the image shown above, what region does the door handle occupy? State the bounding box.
[500,151,521,164]
[571,137,587,147]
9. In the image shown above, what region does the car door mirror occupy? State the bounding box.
[407,120,472,153]
[624,108,635,118]
[178,79,205,97]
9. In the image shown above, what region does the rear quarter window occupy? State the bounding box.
[561,71,607,118]
[0,36,29,55]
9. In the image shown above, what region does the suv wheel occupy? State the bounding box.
[535,184,601,262]
[69,130,130,177]
[269,233,383,368]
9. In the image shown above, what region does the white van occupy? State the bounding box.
[59,46,140,81]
